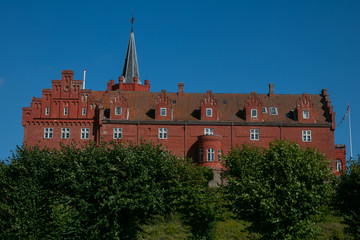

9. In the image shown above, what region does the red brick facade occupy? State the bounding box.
[22,70,346,175]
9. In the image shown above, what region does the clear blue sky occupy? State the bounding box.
[0,0,359,161]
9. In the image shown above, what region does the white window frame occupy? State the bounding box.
[64,107,68,116]
[206,108,213,117]
[160,108,167,116]
[250,129,259,141]
[115,107,122,115]
[45,107,50,115]
[335,159,342,172]
[204,128,214,135]
[207,148,215,162]
[113,128,122,139]
[44,128,53,139]
[199,148,204,162]
[269,107,278,115]
[158,128,168,139]
[82,107,86,116]
[61,128,70,139]
[302,130,311,142]
[81,128,90,139]
[262,107,267,113]
[303,110,309,119]
[218,149,221,161]
[251,109,257,118]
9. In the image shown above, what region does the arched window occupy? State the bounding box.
[335,159,342,172]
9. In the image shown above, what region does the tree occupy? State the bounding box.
[336,156,360,239]
[0,141,217,239]
[222,140,333,240]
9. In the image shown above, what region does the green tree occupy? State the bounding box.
[0,141,217,239]
[222,140,333,240]
[336,156,360,239]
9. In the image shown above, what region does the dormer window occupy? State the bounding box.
[303,110,309,119]
[204,128,214,135]
[64,107,68,116]
[160,108,167,116]
[45,107,50,115]
[262,107,267,113]
[206,108,213,117]
[251,109,257,118]
[269,107,278,115]
[115,107,122,115]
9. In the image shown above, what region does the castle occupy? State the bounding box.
[22,26,346,177]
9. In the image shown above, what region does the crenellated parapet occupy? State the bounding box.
[109,91,129,120]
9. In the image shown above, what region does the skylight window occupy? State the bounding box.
[269,107,278,115]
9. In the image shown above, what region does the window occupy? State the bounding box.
[335,159,342,172]
[302,130,311,142]
[218,149,221,161]
[207,148,215,162]
[115,107,122,115]
[262,107,267,113]
[250,129,259,140]
[303,110,309,119]
[158,128,167,139]
[113,128,122,139]
[204,128,214,135]
[82,108,86,116]
[199,148,204,162]
[61,128,70,139]
[160,108,167,116]
[45,107,50,115]
[206,108,213,117]
[44,128,53,139]
[269,107,278,115]
[251,109,257,118]
[64,107,68,116]
[81,128,90,139]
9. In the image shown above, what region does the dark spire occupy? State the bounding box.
[122,17,140,84]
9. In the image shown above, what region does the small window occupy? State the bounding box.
[204,128,214,135]
[223,100,227,104]
[44,128,53,139]
[172,100,177,104]
[64,107,68,116]
[251,109,257,118]
[303,110,309,119]
[158,128,168,139]
[81,128,90,139]
[115,107,122,115]
[335,159,342,172]
[218,149,221,161]
[262,107,267,113]
[199,148,204,162]
[160,108,167,116]
[113,128,122,139]
[302,130,311,142]
[269,107,278,115]
[206,108,213,117]
[250,129,259,140]
[207,148,215,162]
[82,108,86,116]
[61,128,70,139]
[45,107,50,115]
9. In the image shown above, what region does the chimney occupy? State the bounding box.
[269,83,274,97]
[178,83,184,96]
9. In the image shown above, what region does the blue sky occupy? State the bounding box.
[0,0,359,160]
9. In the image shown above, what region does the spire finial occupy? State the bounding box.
[130,10,136,27]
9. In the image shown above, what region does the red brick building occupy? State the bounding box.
[22,27,346,177]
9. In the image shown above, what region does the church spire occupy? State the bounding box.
[122,18,141,84]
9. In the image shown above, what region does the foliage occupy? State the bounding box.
[336,155,360,239]
[222,140,333,240]
[0,141,216,239]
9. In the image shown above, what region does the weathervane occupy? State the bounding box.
[130,11,136,26]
